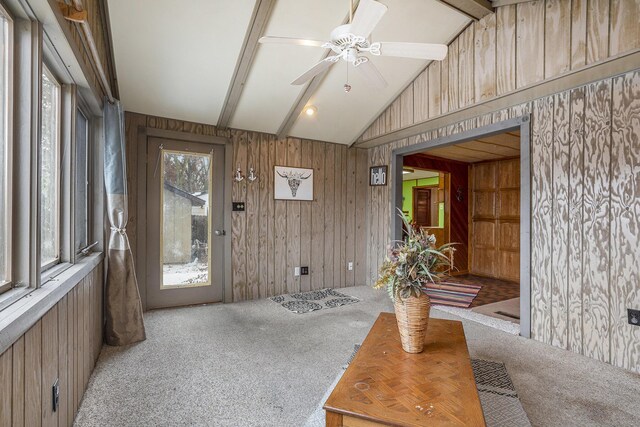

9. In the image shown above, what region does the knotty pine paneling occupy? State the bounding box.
[125,113,369,303]
[360,0,640,143]
[364,70,640,373]
[0,262,103,427]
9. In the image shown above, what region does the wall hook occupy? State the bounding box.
[456,186,464,202]
[248,167,258,182]
[234,168,245,182]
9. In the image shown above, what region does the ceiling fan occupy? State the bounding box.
[258,0,448,90]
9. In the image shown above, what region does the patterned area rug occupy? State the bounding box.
[269,288,359,314]
[303,346,530,427]
[425,281,482,308]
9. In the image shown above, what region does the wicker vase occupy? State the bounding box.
[394,293,431,353]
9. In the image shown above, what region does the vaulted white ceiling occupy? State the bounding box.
[108,0,469,144]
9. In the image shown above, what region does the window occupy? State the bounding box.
[75,109,89,253]
[40,67,61,269]
[0,7,12,294]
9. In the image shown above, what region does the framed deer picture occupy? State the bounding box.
[274,166,314,201]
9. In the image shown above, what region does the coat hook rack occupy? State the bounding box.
[248,167,258,183]
[234,168,245,182]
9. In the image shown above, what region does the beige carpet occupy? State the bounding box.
[74,286,640,427]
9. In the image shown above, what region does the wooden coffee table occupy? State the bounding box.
[324,313,486,426]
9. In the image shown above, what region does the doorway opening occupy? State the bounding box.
[392,117,530,337]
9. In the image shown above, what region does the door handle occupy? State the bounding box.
[214,230,226,236]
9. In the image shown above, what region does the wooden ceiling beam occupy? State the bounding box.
[275,1,360,140]
[217,0,275,129]
[436,0,493,20]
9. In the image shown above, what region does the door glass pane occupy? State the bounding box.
[161,150,211,288]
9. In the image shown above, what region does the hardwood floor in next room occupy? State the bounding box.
[448,274,520,307]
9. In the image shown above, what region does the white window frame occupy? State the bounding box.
[0,4,14,295]
[40,64,62,272]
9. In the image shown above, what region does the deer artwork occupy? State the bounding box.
[277,169,312,197]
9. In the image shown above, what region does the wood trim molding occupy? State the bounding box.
[356,50,640,148]
[217,0,275,129]
[437,0,493,20]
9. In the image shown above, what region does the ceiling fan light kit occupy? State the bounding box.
[258,0,448,90]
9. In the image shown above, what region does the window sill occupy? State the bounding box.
[0,252,103,355]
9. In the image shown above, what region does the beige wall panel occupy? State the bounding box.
[544,0,571,78]
[274,139,288,295]
[570,0,588,70]
[399,85,414,128]
[12,336,25,427]
[458,25,475,108]
[300,140,313,292]
[516,1,545,88]
[286,138,302,292]
[246,132,261,300]
[24,321,42,427]
[0,347,11,425]
[586,0,610,64]
[474,13,496,101]
[231,131,248,300]
[496,4,516,95]
[530,96,554,344]
[41,307,58,427]
[567,87,586,355]
[428,63,442,118]
[582,79,612,363]
[258,134,271,297]
[448,38,460,111]
[324,143,336,284]
[311,142,326,290]
[609,0,640,56]
[413,69,430,123]
[610,71,640,372]
[441,54,450,114]
[550,90,571,349]
[355,149,369,284]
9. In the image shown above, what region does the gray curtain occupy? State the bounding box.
[104,99,146,345]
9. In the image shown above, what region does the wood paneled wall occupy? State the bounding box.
[365,69,640,373]
[0,263,103,426]
[470,159,520,282]
[360,0,640,142]
[124,113,369,303]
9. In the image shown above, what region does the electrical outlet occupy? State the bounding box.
[348,262,353,271]
[52,378,59,412]
[629,308,640,326]
[300,266,309,275]
[294,267,300,277]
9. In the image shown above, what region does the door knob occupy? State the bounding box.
[214,230,226,236]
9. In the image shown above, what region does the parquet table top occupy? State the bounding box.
[324,313,486,426]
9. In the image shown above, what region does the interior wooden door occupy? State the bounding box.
[145,137,225,309]
[470,158,520,281]
[413,187,432,226]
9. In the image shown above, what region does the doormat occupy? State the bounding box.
[269,288,359,314]
[425,281,482,308]
[303,347,530,427]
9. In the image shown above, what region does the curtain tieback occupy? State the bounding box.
[111,226,127,235]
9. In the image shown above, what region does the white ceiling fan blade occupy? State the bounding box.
[355,60,388,89]
[259,36,326,48]
[378,42,448,60]
[350,0,388,39]
[291,58,337,85]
